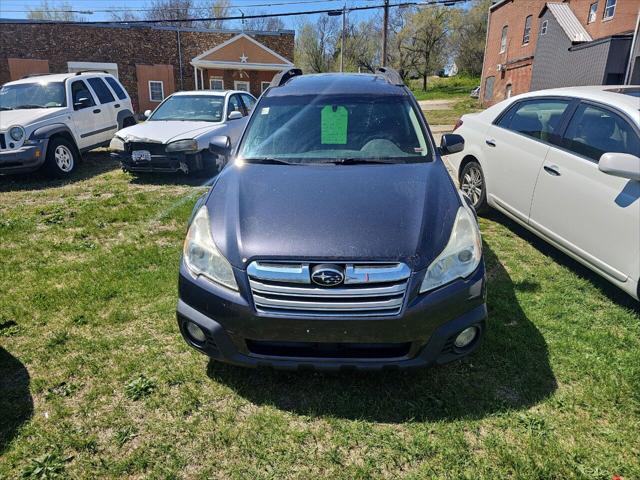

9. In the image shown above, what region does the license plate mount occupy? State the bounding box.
[132,150,151,162]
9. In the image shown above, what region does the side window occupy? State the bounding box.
[71,80,96,110]
[522,15,532,44]
[228,94,245,117]
[241,93,256,112]
[104,76,127,100]
[497,99,571,141]
[87,77,115,104]
[562,104,640,162]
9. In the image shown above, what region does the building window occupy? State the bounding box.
[485,76,495,101]
[588,1,598,22]
[210,77,224,90]
[603,0,615,19]
[234,81,250,92]
[540,20,548,35]
[506,84,512,98]
[500,26,508,53]
[148,81,164,102]
[261,81,270,93]
[522,15,532,44]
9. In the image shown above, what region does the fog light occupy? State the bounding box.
[185,321,206,343]
[454,326,478,349]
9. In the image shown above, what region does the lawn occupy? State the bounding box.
[1,154,639,479]
[422,97,484,127]
[409,74,480,101]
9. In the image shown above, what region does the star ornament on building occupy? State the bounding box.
[240,53,248,63]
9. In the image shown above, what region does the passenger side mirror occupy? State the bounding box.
[209,136,231,157]
[228,110,243,120]
[74,97,91,110]
[440,133,465,155]
[598,152,640,181]
[143,109,152,119]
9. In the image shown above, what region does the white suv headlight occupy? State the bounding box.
[183,205,238,291]
[109,136,125,152]
[420,206,482,293]
[9,126,25,142]
[166,139,198,153]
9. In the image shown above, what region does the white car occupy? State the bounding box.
[0,71,135,177]
[448,86,640,300]
[110,90,256,175]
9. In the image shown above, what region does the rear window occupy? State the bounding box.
[238,94,430,163]
[87,77,115,104]
[104,76,127,100]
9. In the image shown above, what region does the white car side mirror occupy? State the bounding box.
[228,110,243,120]
[599,152,640,182]
[144,109,152,119]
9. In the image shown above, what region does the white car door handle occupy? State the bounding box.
[543,165,561,176]
[485,138,496,147]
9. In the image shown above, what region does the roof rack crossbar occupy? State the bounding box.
[375,67,404,86]
[270,67,302,88]
[75,70,109,75]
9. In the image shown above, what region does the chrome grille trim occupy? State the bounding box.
[247,261,410,317]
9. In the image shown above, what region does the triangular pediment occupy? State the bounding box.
[194,33,292,66]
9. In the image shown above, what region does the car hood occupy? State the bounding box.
[116,120,222,143]
[0,108,66,130]
[206,160,460,271]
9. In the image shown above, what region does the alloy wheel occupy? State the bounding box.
[461,166,483,206]
[54,145,74,172]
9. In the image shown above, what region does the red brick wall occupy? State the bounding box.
[0,23,294,112]
[569,0,639,38]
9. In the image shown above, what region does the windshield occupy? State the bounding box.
[237,94,431,163]
[149,95,224,122]
[0,82,66,110]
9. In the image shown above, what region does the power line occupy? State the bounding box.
[6,0,468,24]
[2,0,350,8]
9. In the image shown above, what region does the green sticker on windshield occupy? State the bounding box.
[321,105,348,144]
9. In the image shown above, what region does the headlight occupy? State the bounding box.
[420,206,482,293]
[109,136,125,152]
[9,126,25,142]
[183,205,238,291]
[166,139,198,153]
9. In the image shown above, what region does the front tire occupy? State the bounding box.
[460,161,488,214]
[44,137,78,178]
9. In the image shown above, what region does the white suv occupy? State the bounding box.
[0,71,134,177]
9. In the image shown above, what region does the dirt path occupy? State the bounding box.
[418,99,456,111]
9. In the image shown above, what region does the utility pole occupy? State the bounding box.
[382,0,389,67]
[340,6,346,72]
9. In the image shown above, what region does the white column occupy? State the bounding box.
[193,65,198,90]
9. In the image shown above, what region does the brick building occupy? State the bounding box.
[0,20,295,113]
[480,0,640,105]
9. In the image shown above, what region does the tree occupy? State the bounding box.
[27,0,86,21]
[398,6,451,90]
[203,0,231,30]
[341,17,380,73]
[451,0,492,76]
[145,0,194,27]
[294,17,338,73]
[387,6,418,80]
[243,11,285,32]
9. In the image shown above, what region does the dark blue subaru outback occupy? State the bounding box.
[177,68,487,370]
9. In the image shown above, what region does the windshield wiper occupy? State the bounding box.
[13,104,44,109]
[0,106,13,111]
[242,157,296,165]
[320,158,401,165]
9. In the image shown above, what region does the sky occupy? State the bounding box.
[0,0,398,29]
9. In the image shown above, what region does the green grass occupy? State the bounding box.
[1,154,639,479]
[409,74,480,101]
[423,97,484,126]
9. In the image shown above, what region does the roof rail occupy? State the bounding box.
[375,67,404,86]
[270,67,302,88]
[21,72,50,79]
[75,70,109,75]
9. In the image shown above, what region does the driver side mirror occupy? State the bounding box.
[209,136,231,157]
[228,110,243,120]
[439,133,465,155]
[74,97,91,110]
[599,152,640,181]
[142,109,152,120]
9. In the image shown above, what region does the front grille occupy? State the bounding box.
[126,141,166,156]
[247,262,411,317]
[246,340,411,359]
[0,133,6,150]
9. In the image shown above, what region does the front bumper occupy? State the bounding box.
[112,150,203,173]
[176,262,487,370]
[0,141,47,174]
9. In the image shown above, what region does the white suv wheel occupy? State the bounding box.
[54,145,74,172]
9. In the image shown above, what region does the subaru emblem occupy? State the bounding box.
[311,264,345,287]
